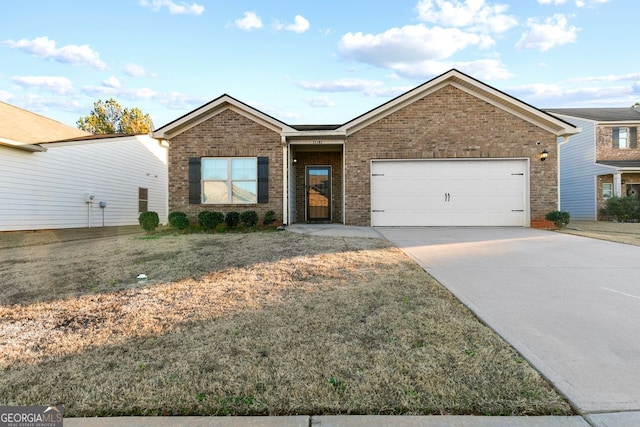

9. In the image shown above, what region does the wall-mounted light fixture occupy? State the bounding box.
[540,149,548,161]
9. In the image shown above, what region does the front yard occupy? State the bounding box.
[0,230,571,417]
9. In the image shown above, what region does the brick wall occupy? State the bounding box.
[344,85,559,226]
[596,125,640,161]
[168,109,283,225]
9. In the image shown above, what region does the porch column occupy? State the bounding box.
[613,173,623,197]
[282,136,289,226]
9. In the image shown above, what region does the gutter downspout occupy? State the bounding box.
[556,134,574,211]
[282,135,288,226]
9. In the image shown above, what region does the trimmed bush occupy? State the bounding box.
[168,211,189,230]
[263,210,276,225]
[240,210,259,227]
[138,211,159,234]
[199,211,224,232]
[225,211,240,228]
[545,211,570,228]
[604,196,640,222]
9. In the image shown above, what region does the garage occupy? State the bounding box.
[370,159,529,226]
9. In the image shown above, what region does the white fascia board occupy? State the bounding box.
[153,95,295,139]
[282,130,346,139]
[0,138,47,152]
[338,69,579,138]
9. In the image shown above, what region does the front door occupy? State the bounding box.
[306,166,331,221]
[627,184,640,199]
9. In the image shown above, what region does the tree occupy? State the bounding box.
[77,98,154,134]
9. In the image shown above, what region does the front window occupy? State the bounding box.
[602,183,612,199]
[202,157,257,204]
[138,187,148,212]
[613,127,638,149]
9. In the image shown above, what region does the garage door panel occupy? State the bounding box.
[371,159,527,226]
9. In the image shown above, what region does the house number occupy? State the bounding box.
[313,140,323,144]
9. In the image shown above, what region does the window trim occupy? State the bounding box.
[138,187,149,213]
[201,157,258,204]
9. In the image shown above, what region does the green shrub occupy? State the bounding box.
[168,211,189,230]
[199,211,224,232]
[604,196,640,222]
[138,211,159,234]
[240,210,259,227]
[263,210,276,225]
[225,211,240,228]
[545,210,570,228]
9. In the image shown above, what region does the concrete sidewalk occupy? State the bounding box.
[64,414,594,426]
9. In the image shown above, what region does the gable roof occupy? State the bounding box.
[0,101,91,151]
[545,108,640,122]
[153,94,296,139]
[338,69,579,137]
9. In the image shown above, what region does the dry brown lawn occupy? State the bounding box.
[0,229,572,417]
[557,220,640,246]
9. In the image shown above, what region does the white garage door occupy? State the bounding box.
[371,159,528,226]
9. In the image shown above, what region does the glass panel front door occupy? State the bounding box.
[307,166,331,221]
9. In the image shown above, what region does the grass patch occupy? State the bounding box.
[0,232,572,417]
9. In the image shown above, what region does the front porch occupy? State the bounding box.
[288,143,344,224]
[597,167,640,219]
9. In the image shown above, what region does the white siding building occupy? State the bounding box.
[0,134,168,231]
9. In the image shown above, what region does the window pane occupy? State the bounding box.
[619,128,629,149]
[232,181,257,203]
[139,200,148,212]
[203,181,229,203]
[602,183,612,198]
[231,158,256,180]
[202,159,227,180]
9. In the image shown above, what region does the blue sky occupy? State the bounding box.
[1,0,637,130]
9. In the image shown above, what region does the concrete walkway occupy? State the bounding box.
[376,226,640,425]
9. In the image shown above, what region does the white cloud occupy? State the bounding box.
[11,75,74,95]
[297,78,413,98]
[235,12,263,31]
[416,0,517,33]
[103,76,120,88]
[338,24,489,68]
[391,58,512,80]
[139,0,204,15]
[297,78,383,93]
[509,82,635,106]
[575,0,610,7]
[3,36,106,69]
[304,96,335,107]
[570,73,640,83]
[124,63,157,78]
[286,15,310,34]
[515,14,578,51]
[538,0,567,4]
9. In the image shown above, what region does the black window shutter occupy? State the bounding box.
[631,127,638,149]
[188,157,201,204]
[257,157,268,203]
[612,127,620,148]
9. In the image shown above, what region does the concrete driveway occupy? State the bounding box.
[377,227,640,416]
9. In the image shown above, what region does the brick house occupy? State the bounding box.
[153,69,578,227]
[546,108,640,220]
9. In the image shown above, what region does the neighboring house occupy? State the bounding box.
[0,102,168,231]
[546,108,640,220]
[153,69,578,227]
